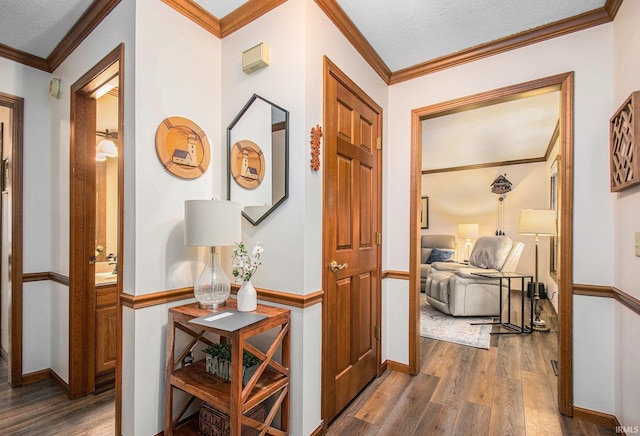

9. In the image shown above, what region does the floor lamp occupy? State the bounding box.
[458,223,479,263]
[518,209,556,332]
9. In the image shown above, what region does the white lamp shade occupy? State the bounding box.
[97,138,118,157]
[458,223,479,239]
[518,209,556,236]
[184,200,241,246]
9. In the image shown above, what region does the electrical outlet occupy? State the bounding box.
[636,232,640,257]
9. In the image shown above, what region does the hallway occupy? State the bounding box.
[0,357,115,435]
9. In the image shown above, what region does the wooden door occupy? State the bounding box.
[322,58,382,422]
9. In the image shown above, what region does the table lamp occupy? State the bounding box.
[518,209,556,332]
[458,223,479,262]
[184,200,241,309]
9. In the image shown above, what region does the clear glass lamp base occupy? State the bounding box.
[194,248,230,310]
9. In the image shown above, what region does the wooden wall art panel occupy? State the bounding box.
[610,91,640,192]
[310,125,322,171]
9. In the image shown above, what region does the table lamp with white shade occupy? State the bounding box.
[458,223,479,263]
[518,209,556,332]
[184,200,241,309]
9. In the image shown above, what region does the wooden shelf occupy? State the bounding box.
[164,301,290,435]
[169,360,288,414]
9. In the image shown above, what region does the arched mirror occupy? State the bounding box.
[227,94,289,225]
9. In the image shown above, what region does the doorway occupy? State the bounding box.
[0,92,24,388]
[409,72,574,415]
[322,57,383,423]
[69,43,123,431]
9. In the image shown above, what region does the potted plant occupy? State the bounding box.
[203,343,261,385]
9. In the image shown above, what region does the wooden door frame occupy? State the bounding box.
[409,72,574,415]
[321,56,383,422]
[69,44,124,428]
[0,91,24,387]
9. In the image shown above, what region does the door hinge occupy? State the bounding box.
[376,137,381,150]
[376,232,382,245]
[374,326,381,340]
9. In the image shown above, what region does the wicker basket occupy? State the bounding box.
[199,402,266,436]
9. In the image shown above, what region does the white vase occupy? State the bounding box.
[237,279,257,312]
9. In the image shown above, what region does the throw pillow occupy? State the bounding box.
[426,248,454,264]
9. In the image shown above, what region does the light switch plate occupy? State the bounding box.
[636,232,640,257]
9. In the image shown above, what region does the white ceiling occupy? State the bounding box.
[422,91,560,171]
[0,0,91,59]
[335,0,606,71]
[0,0,607,69]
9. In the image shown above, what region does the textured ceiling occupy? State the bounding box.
[0,0,91,58]
[193,0,249,19]
[336,0,606,71]
[422,91,560,171]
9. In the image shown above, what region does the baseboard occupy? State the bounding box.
[48,368,71,397]
[573,406,620,429]
[21,368,50,384]
[384,359,411,374]
[309,420,326,436]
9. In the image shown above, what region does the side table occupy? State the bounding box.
[471,271,534,335]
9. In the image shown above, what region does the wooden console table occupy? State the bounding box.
[164,300,290,435]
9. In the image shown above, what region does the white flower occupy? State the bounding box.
[231,241,263,282]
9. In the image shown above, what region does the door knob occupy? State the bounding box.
[329,261,348,272]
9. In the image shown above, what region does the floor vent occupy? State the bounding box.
[551,359,559,376]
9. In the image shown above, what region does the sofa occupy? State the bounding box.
[424,236,524,316]
[420,235,456,293]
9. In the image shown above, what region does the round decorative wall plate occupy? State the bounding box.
[230,140,266,189]
[155,117,210,179]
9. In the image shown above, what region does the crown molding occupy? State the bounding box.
[314,0,391,84]
[389,7,612,85]
[47,0,122,72]
[0,43,49,72]
[162,0,221,37]
[221,0,287,38]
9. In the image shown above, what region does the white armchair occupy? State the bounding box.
[424,236,524,316]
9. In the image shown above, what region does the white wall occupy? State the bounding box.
[387,24,615,413]
[612,0,640,426]
[0,55,52,374]
[126,0,222,433]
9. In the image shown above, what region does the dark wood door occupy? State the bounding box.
[322,58,382,422]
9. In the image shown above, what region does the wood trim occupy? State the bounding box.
[47,0,122,72]
[545,121,561,161]
[161,0,221,38]
[21,271,70,286]
[572,406,620,429]
[382,270,410,280]
[220,0,287,38]
[389,9,611,84]
[0,43,49,72]
[0,91,24,388]
[422,156,546,175]
[573,284,640,317]
[410,72,575,415]
[605,0,624,19]
[573,284,614,298]
[21,369,50,385]
[48,368,72,398]
[120,286,324,310]
[314,0,391,84]
[69,44,123,402]
[309,421,326,436]
[385,360,411,374]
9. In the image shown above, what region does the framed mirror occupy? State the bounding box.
[227,94,289,225]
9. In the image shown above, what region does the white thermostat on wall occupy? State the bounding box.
[49,77,62,98]
[242,42,270,74]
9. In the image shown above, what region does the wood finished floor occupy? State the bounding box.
[0,358,115,435]
[327,298,617,436]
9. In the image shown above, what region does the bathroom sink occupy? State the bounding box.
[95,272,117,284]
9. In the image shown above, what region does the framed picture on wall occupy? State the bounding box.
[420,196,429,229]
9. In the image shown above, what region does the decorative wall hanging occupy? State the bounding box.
[310,125,322,171]
[610,91,640,192]
[155,116,210,179]
[230,140,266,189]
[490,174,513,235]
